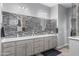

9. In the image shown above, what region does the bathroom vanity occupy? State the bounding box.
[1,11,57,56]
[1,34,57,56]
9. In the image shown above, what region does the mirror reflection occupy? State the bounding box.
[1,11,56,38]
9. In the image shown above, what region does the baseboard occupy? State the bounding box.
[56,43,68,50]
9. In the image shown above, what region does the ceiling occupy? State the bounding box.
[41,3,72,8]
[61,3,72,8]
[41,3,57,7]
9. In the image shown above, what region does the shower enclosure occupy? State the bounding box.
[70,3,79,36]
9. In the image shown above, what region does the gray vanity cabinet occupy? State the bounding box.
[1,35,57,56]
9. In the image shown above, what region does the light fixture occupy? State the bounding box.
[19,6,29,10]
[37,10,47,18]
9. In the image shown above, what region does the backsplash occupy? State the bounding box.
[1,11,56,38]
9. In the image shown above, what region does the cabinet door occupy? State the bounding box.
[48,36,57,49]
[48,37,53,49]
[39,38,44,52]
[52,36,57,48]
[33,38,44,54]
[26,39,34,56]
[44,37,49,51]
[16,44,26,56]
[34,47,40,54]
[2,42,15,48]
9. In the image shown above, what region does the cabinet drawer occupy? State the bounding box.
[6,54,15,56]
[34,38,41,42]
[2,42,15,48]
[33,41,43,48]
[52,36,57,39]
[2,52,15,56]
[15,40,27,45]
[2,47,15,56]
[27,39,34,43]
[2,47,15,53]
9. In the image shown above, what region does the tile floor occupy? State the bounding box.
[58,47,70,56]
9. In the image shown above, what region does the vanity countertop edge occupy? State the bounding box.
[1,34,57,43]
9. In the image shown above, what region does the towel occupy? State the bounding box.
[1,27,5,37]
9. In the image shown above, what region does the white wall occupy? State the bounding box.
[2,3,50,19]
[50,4,68,49]
[50,5,58,19]
[0,3,2,56]
[66,8,72,42]
[50,4,58,27]
[57,4,68,48]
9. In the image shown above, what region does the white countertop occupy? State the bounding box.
[1,34,57,43]
[68,36,79,41]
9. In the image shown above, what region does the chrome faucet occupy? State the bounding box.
[32,30,35,36]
